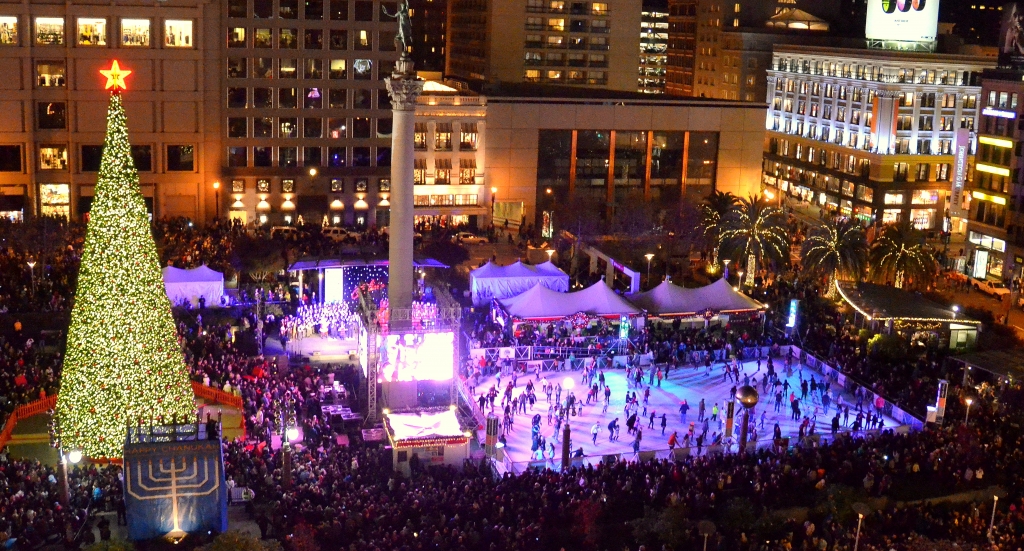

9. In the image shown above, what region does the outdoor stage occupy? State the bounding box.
[475,357,904,470]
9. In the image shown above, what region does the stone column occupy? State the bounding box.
[385,57,424,317]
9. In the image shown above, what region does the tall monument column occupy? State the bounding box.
[385,55,423,317]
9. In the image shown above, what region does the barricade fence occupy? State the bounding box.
[0,395,57,450]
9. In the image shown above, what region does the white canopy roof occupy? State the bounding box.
[386,409,464,442]
[469,260,570,306]
[499,280,641,320]
[162,265,225,307]
[626,278,763,317]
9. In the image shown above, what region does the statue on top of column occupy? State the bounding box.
[381,0,413,56]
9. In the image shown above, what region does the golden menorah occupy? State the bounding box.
[125,455,221,542]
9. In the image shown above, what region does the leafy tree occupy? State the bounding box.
[720,195,790,271]
[700,189,740,248]
[231,234,285,285]
[868,222,938,289]
[801,219,868,297]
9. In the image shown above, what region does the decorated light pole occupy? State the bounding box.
[736,385,759,453]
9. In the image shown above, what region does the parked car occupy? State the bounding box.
[323,227,361,243]
[452,231,488,245]
[270,226,299,239]
[970,277,1011,298]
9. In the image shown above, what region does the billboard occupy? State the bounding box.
[1000,2,1024,68]
[865,0,939,43]
[950,127,971,218]
[378,331,455,382]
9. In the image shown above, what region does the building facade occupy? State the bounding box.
[445,0,641,92]
[0,0,220,221]
[408,0,446,72]
[762,45,992,231]
[964,69,1024,283]
[639,1,668,93]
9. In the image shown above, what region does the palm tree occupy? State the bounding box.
[720,194,790,275]
[801,219,868,297]
[869,222,938,289]
[700,190,740,248]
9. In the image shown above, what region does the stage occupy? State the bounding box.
[473,357,906,470]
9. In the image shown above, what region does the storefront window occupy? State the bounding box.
[0,16,18,45]
[164,19,193,47]
[35,17,64,45]
[77,17,106,46]
[910,209,934,230]
[38,145,67,170]
[968,231,1006,253]
[121,19,150,46]
[883,193,903,205]
[882,209,901,224]
[39,184,70,218]
[911,190,938,204]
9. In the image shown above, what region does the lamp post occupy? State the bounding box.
[989,494,999,540]
[281,397,296,489]
[645,253,654,289]
[546,249,555,262]
[698,520,716,551]
[964,395,974,424]
[26,260,36,296]
[491,186,498,225]
[852,502,872,551]
[736,385,759,453]
[723,259,731,279]
[212,181,221,218]
[952,305,960,319]
[738,270,745,289]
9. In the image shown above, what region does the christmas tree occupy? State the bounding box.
[55,63,194,458]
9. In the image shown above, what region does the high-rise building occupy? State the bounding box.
[639,0,668,93]
[664,0,696,96]
[408,0,446,72]
[762,45,993,231]
[445,0,642,91]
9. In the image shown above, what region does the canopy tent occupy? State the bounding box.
[498,280,641,320]
[162,265,225,307]
[385,409,469,476]
[470,260,570,306]
[626,278,764,317]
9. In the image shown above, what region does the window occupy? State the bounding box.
[330,29,347,49]
[329,88,347,108]
[330,178,344,192]
[304,146,321,166]
[304,28,322,49]
[256,179,271,193]
[460,158,477,184]
[306,0,324,19]
[460,123,478,150]
[377,118,391,137]
[435,123,452,150]
[884,193,904,205]
[331,0,349,19]
[280,59,297,78]
[228,0,247,17]
[131,145,152,172]
[329,59,347,79]
[77,17,106,46]
[39,145,67,170]
[227,117,247,138]
[167,145,194,171]
[328,118,347,138]
[304,87,323,108]
[281,179,295,193]
[254,117,273,137]
[352,147,371,167]
[911,190,938,204]
[253,58,273,78]
[328,148,346,167]
[304,59,323,79]
[435,158,451,184]
[165,20,193,47]
[414,158,426,184]
[353,59,372,79]
[227,87,247,108]
[227,147,247,167]
[36,61,65,87]
[303,117,322,138]
[548,18,565,31]
[592,2,608,15]
[280,117,298,137]
[81,145,103,172]
[279,28,298,48]
[39,184,70,218]
[414,123,427,150]
[227,58,247,78]
[255,0,274,18]
[280,0,299,18]
[353,88,371,109]
[0,146,22,171]
[35,17,64,45]
[38,102,66,129]
[280,147,298,167]
[253,88,272,108]
[352,117,371,138]
[0,16,18,45]
[355,1,374,20]
[254,28,272,47]
[355,29,371,49]
[121,19,150,46]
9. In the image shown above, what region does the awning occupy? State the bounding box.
[435,158,452,169]
[435,123,452,133]
[288,257,449,271]
[415,158,427,169]
[460,158,476,169]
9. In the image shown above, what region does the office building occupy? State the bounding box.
[408,0,446,72]
[0,0,220,221]
[445,0,642,92]
[762,45,993,231]
[639,0,668,93]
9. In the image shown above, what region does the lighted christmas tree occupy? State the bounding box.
[55,61,194,459]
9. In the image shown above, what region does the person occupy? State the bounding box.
[607,418,618,442]
[698,398,706,421]
[667,431,679,450]
[591,421,600,445]
[679,399,689,423]
[660,413,668,435]
[711,402,719,422]
[632,428,643,455]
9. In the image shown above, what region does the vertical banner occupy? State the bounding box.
[724,400,735,439]
[951,127,971,218]
[934,379,949,426]
[485,414,498,457]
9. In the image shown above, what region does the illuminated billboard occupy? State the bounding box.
[378,332,455,382]
[865,0,939,43]
[1000,2,1024,69]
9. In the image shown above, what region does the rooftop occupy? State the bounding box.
[772,44,994,66]
[470,81,764,108]
[836,282,980,325]
[952,349,1024,381]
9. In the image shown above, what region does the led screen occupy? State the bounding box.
[324,267,345,304]
[865,0,938,43]
[378,332,454,382]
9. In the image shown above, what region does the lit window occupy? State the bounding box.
[35,61,65,87]
[35,17,64,45]
[460,123,478,150]
[38,145,68,170]
[356,29,370,49]
[164,19,193,47]
[228,27,246,47]
[329,59,347,78]
[254,28,272,47]
[883,193,904,205]
[77,17,106,46]
[592,2,608,15]
[0,16,18,45]
[121,19,150,46]
[39,184,70,218]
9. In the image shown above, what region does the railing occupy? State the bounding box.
[0,395,58,450]
[191,381,243,409]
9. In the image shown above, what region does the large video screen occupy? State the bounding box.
[378,332,454,382]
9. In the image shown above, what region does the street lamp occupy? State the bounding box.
[212,181,221,218]
[26,260,36,296]
[738,270,745,288]
[736,385,759,453]
[546,249,555,261]
[852,502,872,551]
[308,167,318,178]
[952,305,960,319]
[723,259,731,279]
[491,186,498,225]
[964,395,974,424]
[645,253,654,288]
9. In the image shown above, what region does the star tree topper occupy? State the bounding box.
[100,60,132,91]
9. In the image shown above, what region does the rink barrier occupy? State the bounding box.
[0,395,57,450]
[191,381,244,410]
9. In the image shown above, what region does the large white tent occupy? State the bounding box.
[162,265,225,307]
[626,278,764,317]
[469,260,570,306]
[498,280,641,320]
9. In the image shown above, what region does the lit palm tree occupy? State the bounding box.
[869,222,939,289]
[700,190,740,248]
[720,194,790,276]
[801,219,868,297]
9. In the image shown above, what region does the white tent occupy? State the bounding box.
[498,280,641,320]
[626,278,763,317]
[162,265,225,307]
[469,260,570,306]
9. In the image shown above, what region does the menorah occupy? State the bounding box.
[124,443,225,542]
